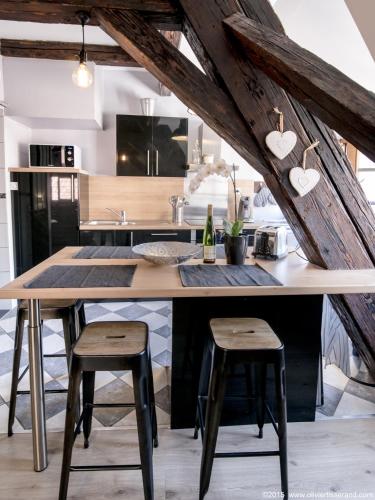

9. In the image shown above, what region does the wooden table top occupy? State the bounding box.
[1,246,375,300]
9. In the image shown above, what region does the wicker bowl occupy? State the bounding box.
[132,241,200,265]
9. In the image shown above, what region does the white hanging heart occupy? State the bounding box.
[289,167,320,197]
[265,130,297,160]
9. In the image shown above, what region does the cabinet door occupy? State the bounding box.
[11,173,34,276]
[117,115,153,176]
[79,230,115,246]
[49,174,79,254]
[31,173,51,264]
[132,230,191,245]
[152,117,187,177]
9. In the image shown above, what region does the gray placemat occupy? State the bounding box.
[24,265,136,288]
[179,264,282,287]
[74,246,137,259]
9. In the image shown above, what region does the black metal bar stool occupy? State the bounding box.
[59,320,158,500]
[8,299,86,436]
[194,317,288,500]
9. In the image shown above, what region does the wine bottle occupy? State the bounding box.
[203,204,216,263]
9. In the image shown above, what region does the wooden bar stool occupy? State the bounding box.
[59,321,158,500]
[8,299,86,436]
[194,318,288,500]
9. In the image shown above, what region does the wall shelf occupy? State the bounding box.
[8,167,89,175]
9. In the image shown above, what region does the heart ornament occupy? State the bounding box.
[265,130,297,160]
[289,167,320,197]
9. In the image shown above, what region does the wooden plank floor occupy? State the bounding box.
[0,419,374,499]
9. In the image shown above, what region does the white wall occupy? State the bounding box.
[0,117,31,309]
[274,0,375,91]
[3,57,102,128]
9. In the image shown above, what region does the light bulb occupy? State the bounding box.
[72,62,93,88]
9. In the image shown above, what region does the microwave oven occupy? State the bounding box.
[29,145,82,168]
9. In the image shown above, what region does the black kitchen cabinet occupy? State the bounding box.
[116,115,187,177]
[79,230,132,246]
[132,230,191,245]
[11,172,80,276]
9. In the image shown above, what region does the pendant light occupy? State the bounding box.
[72,11,93,88]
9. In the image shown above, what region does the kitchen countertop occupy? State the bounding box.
[1,246,375,300]
[79,220,265,231]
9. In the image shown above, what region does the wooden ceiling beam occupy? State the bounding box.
[95,7,268,175]
[180,0,375,374]
[0,38,139,66]
[0,1,182,29]
[223,12,375,163]
[158,30,181,96]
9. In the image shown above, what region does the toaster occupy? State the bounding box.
[253,225,288,260]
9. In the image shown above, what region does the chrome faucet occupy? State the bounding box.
[105,208,127,223]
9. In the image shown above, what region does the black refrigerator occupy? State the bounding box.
[11,172,80,276]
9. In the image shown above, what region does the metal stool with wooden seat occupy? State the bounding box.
[194,318,288,500]
[8,299,86,436]
[59,321,158,500]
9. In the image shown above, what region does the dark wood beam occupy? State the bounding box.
[180,0,375,374]
[0,38,139,66]
[95,7,268,175]
[0,1,182,29]
[223,13,375,163]
[158,30,181,96]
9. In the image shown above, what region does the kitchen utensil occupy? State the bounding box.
[140,98,155,116]
[169,195,188,224]
[238,195,253,221]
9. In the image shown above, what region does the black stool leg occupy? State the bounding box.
[59,358,81,500]
[256,363,267,439]
[147,351,158,448]
[62,314,74,368]
[77,303,86,334]
[64,309,81,432]
[8,309,25,437]
[82,371,95,449]
[194,341,212,440]
[275,352,288,499]
[133,354,154,500]
[199,348,227,500]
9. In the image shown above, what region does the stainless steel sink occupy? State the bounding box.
[81,220,136,226]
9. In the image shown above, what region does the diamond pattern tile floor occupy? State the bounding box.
[0,300,374,433]
[0,300,172,433]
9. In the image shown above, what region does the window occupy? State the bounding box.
[356,152,375,206]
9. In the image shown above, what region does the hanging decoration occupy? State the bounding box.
[289,140,320,197]
[265,107,297,160]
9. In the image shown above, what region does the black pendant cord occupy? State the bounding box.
[77,10,90,64]
[80,18,86,63]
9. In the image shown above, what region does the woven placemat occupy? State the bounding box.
[74,246,137,259]
[179,264,282,287]
[24,265,137,288]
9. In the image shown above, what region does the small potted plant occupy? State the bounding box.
[189,160,248,265]
[223,219,249,265]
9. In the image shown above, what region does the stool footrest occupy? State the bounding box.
[215,451,280,458]
[70,464,142,472]
[17,389,68,395]
[86,403,136,409]
[44,353,67,358]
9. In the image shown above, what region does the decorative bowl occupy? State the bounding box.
[132,241,201,265]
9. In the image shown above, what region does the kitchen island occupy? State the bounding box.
[1,247,375,472]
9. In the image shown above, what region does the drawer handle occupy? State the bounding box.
[150,233,178,236]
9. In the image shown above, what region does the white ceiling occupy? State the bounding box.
[0,20,117,45]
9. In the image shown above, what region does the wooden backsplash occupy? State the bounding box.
[82,176,185,221]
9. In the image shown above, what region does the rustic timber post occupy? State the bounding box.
[95,3,375,375]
